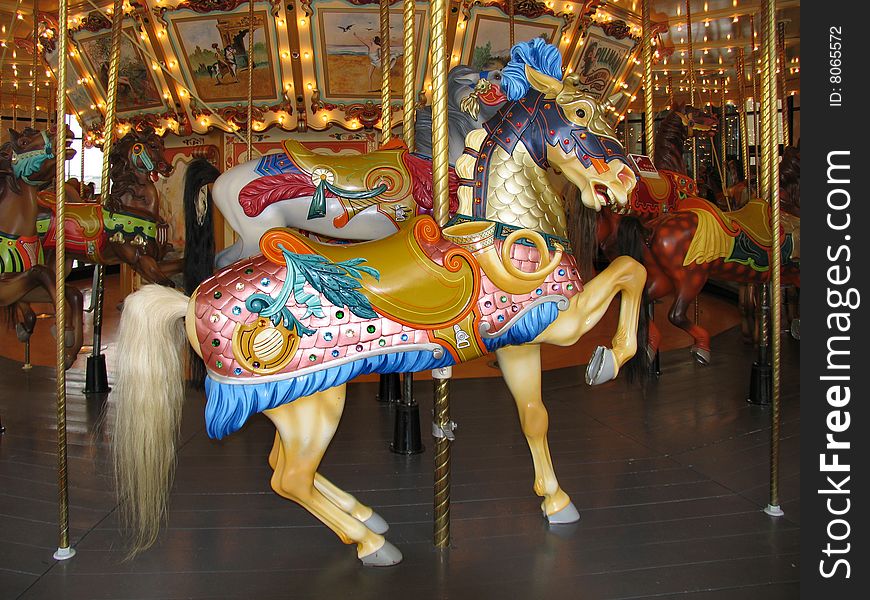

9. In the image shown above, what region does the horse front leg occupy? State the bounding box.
[496,343,578,524]
[264,385,402,566]
[667,270,712,364]
[537,255,646,384]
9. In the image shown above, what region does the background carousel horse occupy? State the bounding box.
[112,40,647,566]
[40,127,176,286]
[0,126,84,369]
[182,64,507,282]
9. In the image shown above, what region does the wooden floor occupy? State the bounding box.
[0,325,799,599]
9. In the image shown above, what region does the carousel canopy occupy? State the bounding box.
[0,0,799,140]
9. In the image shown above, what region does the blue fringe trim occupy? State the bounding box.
[482,301,561,353]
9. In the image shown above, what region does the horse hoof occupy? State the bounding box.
[790,318,800,340]
[691,346,711,365]
[547,501,580,525]
[360,540,403,567]
[585,346,616,385]
[363,511,389,535]
[15,323,31,343]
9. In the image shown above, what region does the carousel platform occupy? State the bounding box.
[0,310,799,598]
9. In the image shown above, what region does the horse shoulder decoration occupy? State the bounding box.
[0,126,84,369]
[112,40,646,566]
[41,127,176,286]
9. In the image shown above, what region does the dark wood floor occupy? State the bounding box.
[0,326,799,599]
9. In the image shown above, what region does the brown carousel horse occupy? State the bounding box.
[40,127,176,286]
[0,126,84,369]
[626,147,801,363]
[595,101,718,253]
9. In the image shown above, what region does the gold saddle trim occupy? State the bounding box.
[682,197,774,247]
[282,139,413,201]
[260,215,481,330]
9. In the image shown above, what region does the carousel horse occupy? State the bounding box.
[112,40,647,565]
[182,65,507,276]
[0,126,84,369]
[40,127,176,286]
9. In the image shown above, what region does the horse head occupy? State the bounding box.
[5,125,76,188]
[113,127,173,182]
[505,41,636,213]
[674,102,718,138]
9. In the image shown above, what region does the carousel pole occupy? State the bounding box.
[376,0,402,406]
[736,48,751,188]
[509,0,515,47]
[776,21,790,146]
[379,0,392,143]
[760,0,783,518]
[641,0,654,162]
[685,0,697,180]
[718,75,730,210]
[430,0,452,550]
[53,0,74,561]
[84,0,124,395]
[246,0,254,161]
[389,0,423,455]
[30,1,38,128]
[750,15,760,192]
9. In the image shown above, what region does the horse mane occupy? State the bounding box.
[0,140,21,197]
[108,128,160,209]
[500,38,563,100]
[653,109,687,173]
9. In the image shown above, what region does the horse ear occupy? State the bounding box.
[8,128,20,142]
[524,65,562,97]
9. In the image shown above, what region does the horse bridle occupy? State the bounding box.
[11,130,54,186]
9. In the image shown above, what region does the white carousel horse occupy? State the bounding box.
[112,40,645,567]
[183,65,507,274]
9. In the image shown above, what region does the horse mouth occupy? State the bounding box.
[595,184,629,214]
[479,85,507,106]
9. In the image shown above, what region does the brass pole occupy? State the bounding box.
[750,15,760,193]
[30,0,38,128]
[430,0,451,550]
[666,72,674,108]
[718,75,729,207]
[641,0,654,160]
[508,0,515,48]
[776,21,790,145]
[685,0,697,180]
[401,0,416,151]
[53,0,74,562]
[246,0,255,160]
[88,0,124,392]
[736,48,751,188]
[760,0,782,518]
[379,0,392,144]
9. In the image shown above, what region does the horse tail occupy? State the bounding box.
[111,284,191,557]
[183,158,220,296]
[616,216,651,382]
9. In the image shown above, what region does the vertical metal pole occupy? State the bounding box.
[85,0,124,395]
[430,0,451,549]
[736,48,751,189]
[246,0,254,161]
[53,0,74,562]
[760,0,783,518]
[750,15,760,192]
[641,0,654,163]
[685,0,697,180]
[508,0,515,48]
[379,0,392,144]
[401,0,416,151]
[776,21,790,146]
[30,1,38,128]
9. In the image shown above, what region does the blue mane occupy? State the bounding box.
[500,38,563,101]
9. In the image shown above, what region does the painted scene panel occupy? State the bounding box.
[468,16,559,70]
[172,12,277,103]
[78,28,163,112]
[318,8,424,99]
[574,28,636,100]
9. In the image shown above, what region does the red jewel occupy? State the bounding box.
[497,128,503,133]
[476,182,482,187]
[516,122,522,127]
[544,103,551,109]
[507,113,512,117]
[564,139,570,144]
[583,154,589,159]
[549,130,555,135]
[506,137,511,142]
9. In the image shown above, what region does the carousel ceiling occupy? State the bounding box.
[0,0,800,141]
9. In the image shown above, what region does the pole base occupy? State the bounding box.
[377,373,401,403]
[747,360,772,405]
[764,504,784,517]
[84,354,111,394]
[390,402,424,455]
[53,546,76,561]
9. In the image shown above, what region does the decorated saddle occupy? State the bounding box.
[238,140,459,228]
[193,215,582,439]
[678,197,799,270]
[631,170,699,215]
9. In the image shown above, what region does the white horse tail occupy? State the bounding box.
[111,284,191,556]
[183,157,221,295]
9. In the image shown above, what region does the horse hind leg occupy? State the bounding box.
[268,433,389,534]
[264,385,402,566]
[496,344,578,524]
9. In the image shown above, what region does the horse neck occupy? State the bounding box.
[114,177,160,218]
[0,181,39,237]
[653,113,687,174]
[455,127,568,239]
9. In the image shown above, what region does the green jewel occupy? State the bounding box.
[367,325,376,334]
[211,339,220,347]
[336,310,344,319]
[213,291,222,299]
[215,360,223,369]
[245,268,254,274]
[378,339,386,346]
[500,295,508,302]
[567,284,574,290]
[309,354,317,362]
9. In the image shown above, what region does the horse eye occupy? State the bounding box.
[575,109,586,119]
